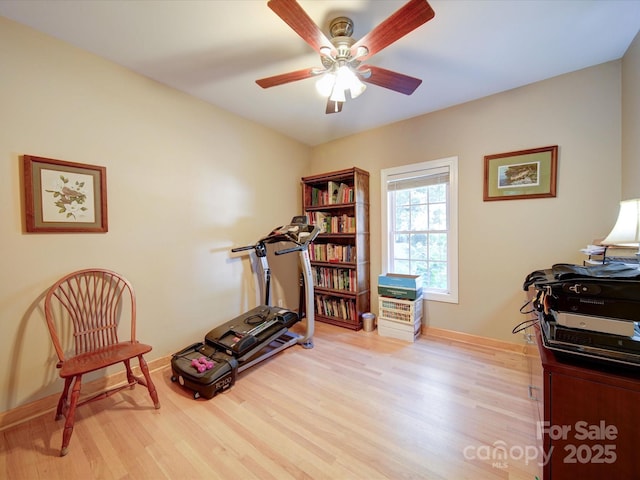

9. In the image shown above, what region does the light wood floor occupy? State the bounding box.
[1,322,542,479]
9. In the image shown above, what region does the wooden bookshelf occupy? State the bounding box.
[302,167,370,330]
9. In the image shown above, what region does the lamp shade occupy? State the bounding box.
[329,85,346,102]
[601,199,640,246]
[315,73,336,97]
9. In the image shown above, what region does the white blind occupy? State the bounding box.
[387,165,449,191]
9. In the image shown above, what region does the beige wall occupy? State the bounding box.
[0,17,311,412]
[622,30,640,199]
[310,61,624,344]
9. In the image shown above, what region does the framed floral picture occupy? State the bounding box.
[23,155,108,233]
[483,145,558,201]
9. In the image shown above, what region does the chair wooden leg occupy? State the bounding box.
[124,359,136,388]
[55,377,72,421]
[60,375,82,456]
[138,355,160,409]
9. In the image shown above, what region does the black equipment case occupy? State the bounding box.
[524,263,640,321]
[171,342,239,399]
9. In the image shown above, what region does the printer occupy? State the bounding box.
[524,263,640,366]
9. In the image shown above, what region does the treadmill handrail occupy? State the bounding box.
[233,222,319,257]
[275,245,304,256]
[231,245,255,253]
[259,224,319,248]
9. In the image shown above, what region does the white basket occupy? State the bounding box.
[377,317,421,342]
[378,297,423,325]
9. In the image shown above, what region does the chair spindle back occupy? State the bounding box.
[45,269,137,360]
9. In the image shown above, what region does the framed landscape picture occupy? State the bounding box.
[483,145,558,201]
[23,155,108,233]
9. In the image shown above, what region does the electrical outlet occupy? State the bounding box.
[277,298,283,307]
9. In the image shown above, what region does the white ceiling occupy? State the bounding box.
[1,0,639,146]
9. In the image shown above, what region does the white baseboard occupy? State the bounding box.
[423,326,537,355]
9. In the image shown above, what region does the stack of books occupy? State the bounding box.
[377,274,423,342]
[581,244,639,265]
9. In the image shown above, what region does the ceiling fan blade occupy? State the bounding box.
[360,65,422,95]
[267,0,334,54]
[351,0,435,61]
[326,99,344,114]
[256,67,317,88]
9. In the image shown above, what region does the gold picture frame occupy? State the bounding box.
[23,155,108,233]
[483,145,558,201]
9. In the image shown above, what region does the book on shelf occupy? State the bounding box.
[328,182,353,204]
[330,214,355,233]
[342,185,354,203]
[328,181,340,204]
[309,182,354,206]
[311,266,356,292]
[310,187,329,206]
[305,212,355,234]
[315,294,357,321]
[337,183,354,204]
[309,243,355,263]
[306,211,328,233]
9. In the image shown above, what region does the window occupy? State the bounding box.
[381,157,458,303]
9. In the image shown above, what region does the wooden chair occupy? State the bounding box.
[44,268,160,456]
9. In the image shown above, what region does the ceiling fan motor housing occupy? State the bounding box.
[320,17,362,70]
[329,16,353,38]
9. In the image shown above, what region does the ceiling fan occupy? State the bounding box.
[256,0,436,114]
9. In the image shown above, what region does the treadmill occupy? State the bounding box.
[170,216,319,399]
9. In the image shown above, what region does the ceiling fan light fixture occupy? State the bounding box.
[329,84,346,103]
[317,64,366,101]
[316,72,336,97]
[349,78,366,99]
[335,65,366,99]
[334,64,354,89]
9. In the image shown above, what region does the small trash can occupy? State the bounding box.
[362,312,376,332]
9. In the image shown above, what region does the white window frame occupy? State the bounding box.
[381,156,459,304]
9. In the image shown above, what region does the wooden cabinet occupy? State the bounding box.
[534,325,640,479]
[301,167,370,330]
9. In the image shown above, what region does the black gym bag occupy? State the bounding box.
[170,342,238,400]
